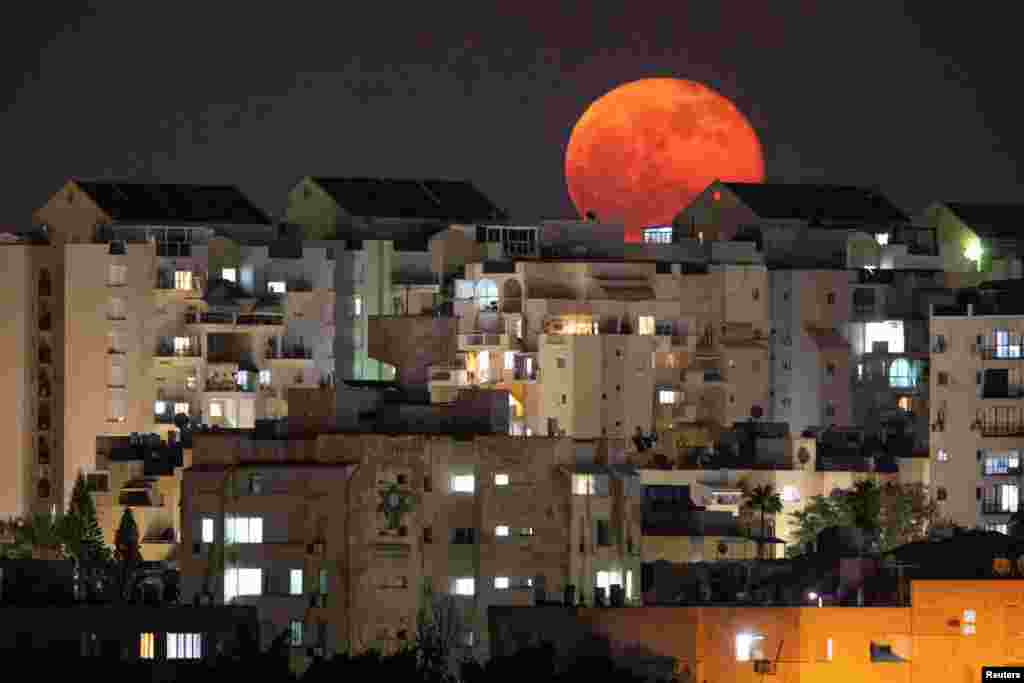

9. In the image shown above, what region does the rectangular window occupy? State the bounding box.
[556,357,566,369]
[221,268,237,283]
[519,527,535,537]
[736,633,764,662]
[289,620,303,647]
[209,402,223,418]
[107,391,127,423]
[155,400,167,415]
[494,576,510,590]
[626,570,633,600]
[225,517,263,544]
[658,390,677,405]
[166,633,202,660]
[108,263,127,286]
[452,528,477,544]
[224,568,263,602]
[108,297,126,320]
[139,632,155,660]
[259,369,272,386]
[319,569,328,595]
[504,351,515,370]
[290,569,303,595]
[268,281,286,294]
[201,517,214,543]
[173,336,191,354]
[450,474,475,494]
[572,474,595,496]
[985,453,1021,475]
[174,271,193,291]
[174,401,189,416]
[495,525,510,537]
[638,316,655,335]
[453,577,475,596]
[354,295,363,317]
[494,473,510,486]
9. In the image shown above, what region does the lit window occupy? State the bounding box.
[154,401,167,415]
[782,486,801,503]
[450,474,475,494]
[962,609,976,636]
[224,567,263,602]
[209,402,223,418]
[268,281,286,294]
[290,569,303,595]
[186,375,198,391]
[221,268,237,283]
[572,474,595,496]
[494,576,510,590]
[259,369,271,386]
[354,296,363,317]
[453,577,475,596]
[937,449,949,462]
[225,517,263,544]
[495,525,510,537]
[875,233,890,246]
[736,633,764,662]
[174,402,189,416]
[319,569,328,595]
[173,336,191,353]
[174,271,193,291]
[595,570,623,590]
[289,620,303,647]
[826,638,833,661]
[519,527,534,537]
[167,633,202,660]
[494,473,510,487]
[504,351,515,370]
[201,517,214,543]
[626,570,633,600]
[139,632,155,660]
[638,316,656,335]
[659,390,677,405]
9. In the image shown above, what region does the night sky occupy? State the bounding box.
[2,3,1020,229]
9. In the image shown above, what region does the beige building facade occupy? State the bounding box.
[179,431,642,659]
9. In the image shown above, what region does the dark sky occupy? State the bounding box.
[2,3,1020,228]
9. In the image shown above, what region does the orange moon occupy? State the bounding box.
[565,78,765,242]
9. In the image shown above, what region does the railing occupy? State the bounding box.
[982,503,1016,515]
[981,388,1024,400]
[513,370,538,381]
[982,467,1022,477]
[238,314,284,326]
[156,242,192,258]
[267,347,313,360]
[155,347,201,358]
[186,311,235,325]
[978,422,1024,437]
[459,333,509,347]
[204,381,256,393]
[106,314,127,321]
[978,346,1024,361]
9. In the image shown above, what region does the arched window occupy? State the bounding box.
[888,358,915,388]
[477,280,498,312]
[37,478,51,499]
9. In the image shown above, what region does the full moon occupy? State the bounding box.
[565,78,765,242]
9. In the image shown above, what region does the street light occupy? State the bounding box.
[808,591,822,607]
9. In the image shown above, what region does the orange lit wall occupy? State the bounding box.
[571,580,1024,682]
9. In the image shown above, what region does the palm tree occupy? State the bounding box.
[744,485,784,560]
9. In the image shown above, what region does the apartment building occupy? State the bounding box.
[179,430,642,659]
[920,201,1024,278]
[439,258,771,440]
[283,176,508,381]
[929,284,1024,531]
[11,180,345,516]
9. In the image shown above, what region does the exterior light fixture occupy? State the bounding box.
[964,238,983,271]
[875,233,889,246]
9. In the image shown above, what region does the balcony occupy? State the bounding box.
[513,369,539,382]
[429,364,469,387]
[38,349,53,365]
[155,345,201,359]
[977,421,1024,438]
[267,347,313,361]
[982,467,1022,477]
[156,242,192,258]
[981,503,1016,515]
[38,313,52,332]
[458,333,511,349]
[204,380,256,393]
[186,311,234,325]
[978,346,1024,361]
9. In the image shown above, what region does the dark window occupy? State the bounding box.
[826,292,836,305]
[424,475,432,492]
[37,478,51,499]
[938,487,948,501]
[596,520,611,547]
[397,474,407,486]
[752,288,759,301]
[561,394,567,405]
[938,372,949,385]
[424,527,433,544]
[452,528,476,545]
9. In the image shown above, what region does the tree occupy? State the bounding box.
[0,513,65,560]
[878,482,937,552]
[113,507,143,601]
[416,578,466,683]
[786,494,848,557]
[743,485,783,559]
[61,472,111,566]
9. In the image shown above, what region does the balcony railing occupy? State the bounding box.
[978,346,1024,361]
[267,347,313,360]
[982,467,1022,477]
[459,333,510,348]
[186,311,235,325]
[513,370,539,381]
[982,503,1017,515]
[156,242,192,258]
[204,381,256,393]
[155,346,201,358]
[978,421,1024,437]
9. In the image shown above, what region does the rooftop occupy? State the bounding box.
[312,177,507,223]
[943,202,1024,240]
[75,181,272,226]
[723,182,909,224]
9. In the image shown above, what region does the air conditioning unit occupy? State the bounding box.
[310,594,328,608]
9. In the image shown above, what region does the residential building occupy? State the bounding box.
[179,430,642,659]
[10,180,340,518]
[283,176,508,381]
[929,283,1024,530]
[920,201,1024,278]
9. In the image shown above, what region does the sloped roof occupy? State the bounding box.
[943,202,1024,239]
[311,177,506,222]
[723,182,909,224]
[75,181,272,225]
